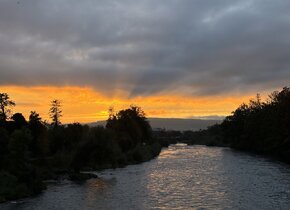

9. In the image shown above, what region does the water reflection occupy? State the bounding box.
[2,145,290,209]
[146,145,229,209]
[84,178,116,209]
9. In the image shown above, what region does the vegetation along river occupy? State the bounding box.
[2,144,290,210]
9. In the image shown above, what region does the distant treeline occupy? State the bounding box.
[157,87,290,163]
[0,94,161,202]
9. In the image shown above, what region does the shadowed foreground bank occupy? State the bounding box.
[0,101,161,202]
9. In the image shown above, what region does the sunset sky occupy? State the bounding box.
[1,0,290,123]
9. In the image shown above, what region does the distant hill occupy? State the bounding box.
[88,118,222,131]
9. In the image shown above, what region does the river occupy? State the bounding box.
[2,144,290,210]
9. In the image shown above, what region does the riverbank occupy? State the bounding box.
[2,145,290,210]
[0,141,162,203]
[0,104,163,203]
[169,87,290,165]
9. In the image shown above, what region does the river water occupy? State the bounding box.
[2,144,290,210]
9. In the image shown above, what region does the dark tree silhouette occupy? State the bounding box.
[29,111,42,124]
[184,86,290,163]
[28,111,47,157]
[0,93,16,123]
[106,105,152,151]
[106,106,117,130]
[49,100,62,128]
[0,98,160,202]
[11,113,27,129]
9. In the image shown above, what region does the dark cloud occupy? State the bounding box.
[1,0,290,97]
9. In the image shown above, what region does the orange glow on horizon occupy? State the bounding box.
[0,85,257,124]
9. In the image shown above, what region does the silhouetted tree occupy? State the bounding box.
[11,113,27,129]
[28,111,47,157]
[0,93,15,123]
[106,106,117,131]
[193,86,290,160]
[0,100,161,201]
[49,100,62,128]
[29,111,42,124]
[106,105,152,151]
[182,87,290,161]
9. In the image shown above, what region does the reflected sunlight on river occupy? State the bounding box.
[2,144,290,210]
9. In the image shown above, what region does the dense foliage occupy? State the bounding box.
[184,87,290,162]
[0,96,161,202]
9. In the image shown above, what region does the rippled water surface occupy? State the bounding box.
[2,145,290,210]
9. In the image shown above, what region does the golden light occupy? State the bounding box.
[0,85,255,124]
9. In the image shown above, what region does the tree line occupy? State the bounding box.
[180,87,290,162]
[0,94,161,202]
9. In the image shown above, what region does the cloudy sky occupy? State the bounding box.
[1,0,290,122]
